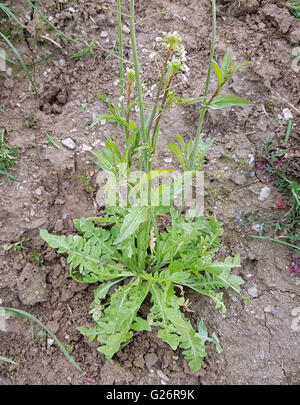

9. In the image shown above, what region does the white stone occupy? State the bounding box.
[68,7,76,13]
[248,286,258,298]
[59,59,66,67]
[258,186,271,201]
[282,108,293,120]
[61,138,76,150]
[47,338,54,346]
[82,144,92,152]
[156,369,169,382]
[100,31,108,38]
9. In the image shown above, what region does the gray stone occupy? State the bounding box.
[248,286,258,298]
[258,186,271,202]
[144,353,159,369]
[17,264,48,305]
[58,59,67,67]
[61,138,76,150]
[156,369,169,382]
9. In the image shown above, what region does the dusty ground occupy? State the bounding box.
[0,0,299,385]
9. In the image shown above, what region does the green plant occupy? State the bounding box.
[251,136,300,256]
[40,0,251,371]
[31,251,44,267]
[0,128,19,182]
[41,211,244,370]
[4,236,27,251]
[76,174,95,195]
[0,355,17,365]
[71,41,95,60]
[288,1,300,19]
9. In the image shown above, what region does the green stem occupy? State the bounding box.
[189,0,216,170]
[130,0,146,146]
[125,79,133,139]
[151,71,175,151]
[146,44,173,142]
[117,0,126,140]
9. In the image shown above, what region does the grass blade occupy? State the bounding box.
[1,306,85,374]
[0,356,17,365]
[77,101,88,114]
[284,120,292,143]
[0,169,20,182]
[0,32,38,95]
[44,131,60,149]
[251,235,300,251]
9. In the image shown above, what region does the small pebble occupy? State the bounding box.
[100,31,108,38]
[247,171,256,178]
[61,138,76,150]
[248,154,255,165]
[164,158,173,163]
[47,338,54,347]
[35,188,42,196]
[68,7,76,13]
[258,186,271,202]
[290,293,295,299]
[144,353,158,369]
[59,59,67,67]
[271,309,278,315]
[282,108,293,120]
[6,67,12,77]
[248,286,258,298]
[82,144,92,152]
[156,369,169,382]
[122,25,130,34]
[252,224,262,233]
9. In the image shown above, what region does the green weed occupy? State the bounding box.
[0,128,20,182]
[40,0,251,371]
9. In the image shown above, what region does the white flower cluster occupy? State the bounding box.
[156,31,189,76]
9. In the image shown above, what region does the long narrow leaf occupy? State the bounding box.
[1,306,84,373]
[0,32,38,95]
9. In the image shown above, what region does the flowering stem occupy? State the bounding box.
[117,0,126,140]
[151,71,175,151]
[130,0,146,146]
[146,44,173,143]
[125,79,133,139]
[188,0,216,170]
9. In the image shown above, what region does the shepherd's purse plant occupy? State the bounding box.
[40,0,251,371]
